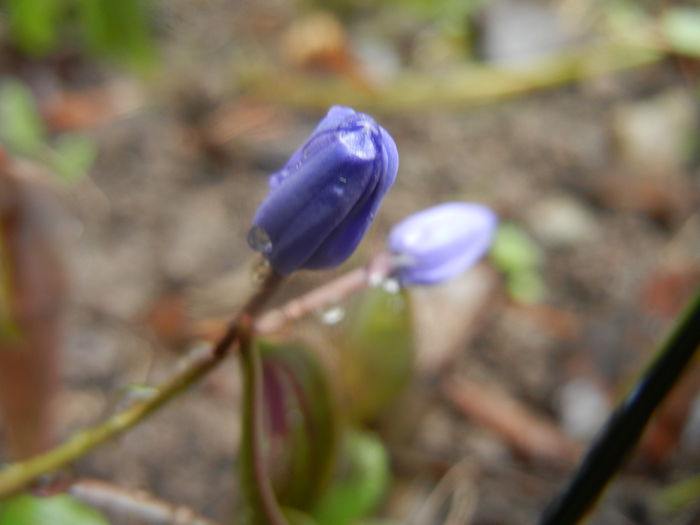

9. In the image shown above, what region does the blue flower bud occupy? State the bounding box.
[249,106,399,275]
[388,202,497,285]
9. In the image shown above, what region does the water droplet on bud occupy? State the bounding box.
[320,306,345,325]
[248,226,273,254]
[382,278,401,294]
[252,256,272,284]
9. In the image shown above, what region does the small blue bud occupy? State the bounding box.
[249,106,399,275]
[388,202,497,285]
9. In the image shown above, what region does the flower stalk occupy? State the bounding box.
[238,324,288,525]
[0,270,284,499]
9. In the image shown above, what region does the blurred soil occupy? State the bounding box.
[1,1,700,524]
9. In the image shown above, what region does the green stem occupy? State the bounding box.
[240,42,660,112]
[0,270,284,499]
[239,325,288,525]
[538,287,700,525]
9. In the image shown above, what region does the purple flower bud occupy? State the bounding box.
[388,202,497,285]
[249,106,399,275]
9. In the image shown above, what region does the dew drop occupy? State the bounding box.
[320,306,345,325]
[269,173,284,187]
[252,256,272,284]
[382,278,401,294]
[248,226,273,254]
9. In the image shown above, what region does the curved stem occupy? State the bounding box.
[255,252,396,334]
[239,325,288,525]
[0,270,284,499]
[538,287,700,525]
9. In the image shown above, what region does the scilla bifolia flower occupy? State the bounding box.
[388,202,497,285]
[248,106,398,275]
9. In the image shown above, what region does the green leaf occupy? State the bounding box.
[490,223,545,303]
[76,0,156,70]
[49,134,96,184]
[241,341,339,514]
[660,473,700,511]
[0,493,109,525]
[508,269,545,304]
[662,7,700,58]
[4,0,62,55]
[282,507,320,525]
[340,287,414,423]
[490,223,542,272]
[0,79,46,157]
[312,430,390,525]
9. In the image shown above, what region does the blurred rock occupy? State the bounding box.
[353,35,401,86]
[556,377,610,442]
[526,193,601,248]
[478,0,574,65]
[589,169,691,225]
[612,88,696,172]
[681,393,700,451]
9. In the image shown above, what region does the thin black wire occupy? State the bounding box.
[538,288,700,525]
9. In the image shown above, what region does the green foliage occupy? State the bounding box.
[312,430,390,525]
[0,493,109,525]
[0,78,95,184]
[340,286,414,423]
[241,341,339,514]
[490,222,545,304]
[50,134,97,184]
[0,79,46,157]
[660,473,700,511]
[386,0,490,23]
[75,0,156,70]
[3,0,63,56]
[1,0,156,70]
[310,0,490,20]
[282,507,320,525]
[662,6,700,58]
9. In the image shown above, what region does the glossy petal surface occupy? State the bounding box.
[249,106,398,275]
[388,202,497,285]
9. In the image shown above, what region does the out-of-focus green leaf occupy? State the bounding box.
[0,493,109,525]
[76,0,156,70]
[660,473,700,511]
[282,507,320,525]
[388,0,489,23]
[490,223,542,272]
[662,7,700,58]
[508,269,545,304]
[252,341,339,511]
[0,79,46,157]
[604,1,653,47]
[4,0,62,55]
[49,134,96,184]
[312,429,390,525]
[340,287,414,423]
[490,223,545,303]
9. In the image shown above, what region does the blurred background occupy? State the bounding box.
[0,0,699,524]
